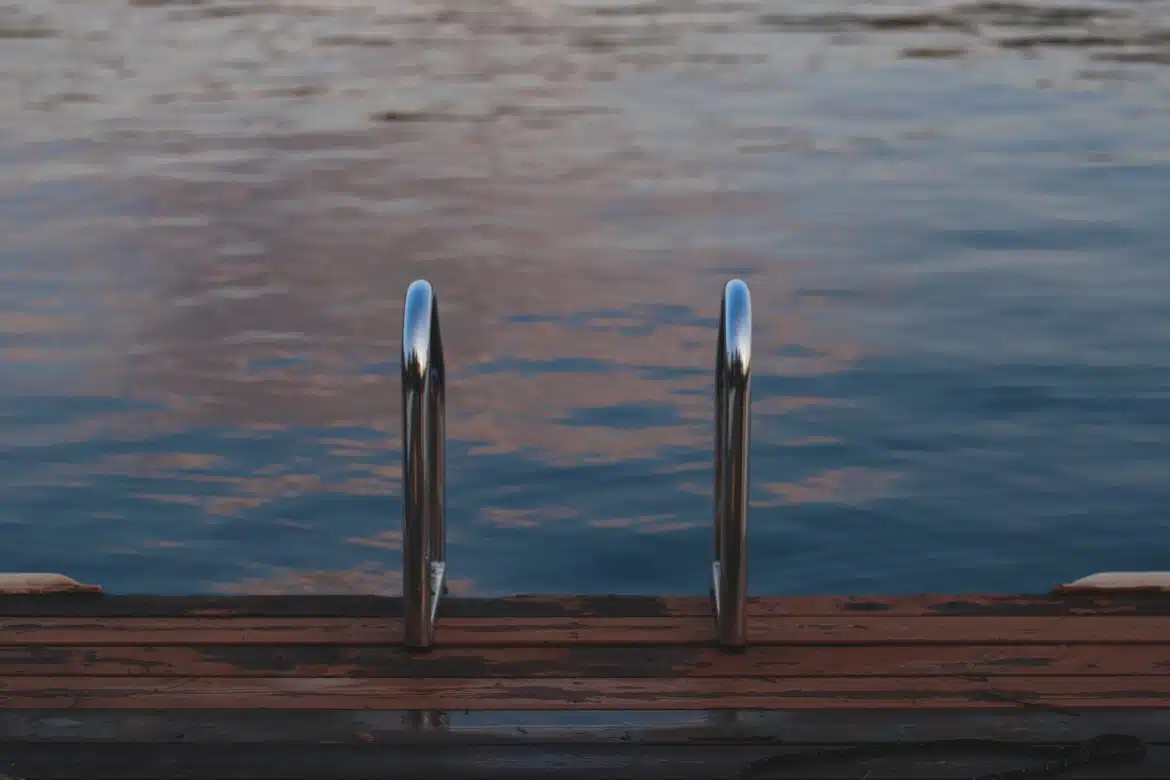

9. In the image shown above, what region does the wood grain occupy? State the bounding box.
[3,675,1170,709]
[3,708,1170,744]
[0,617,708,645]
[0,742,1162,780]
[3,595,1169,715]
[3,593,1170,618]
[2,615,1169,646]
[3,643,1168,678]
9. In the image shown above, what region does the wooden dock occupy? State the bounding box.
[0,280,1164,776]
[1,589,1168,778]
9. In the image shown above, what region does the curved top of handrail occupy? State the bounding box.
[718,279,752,381]
[402,279,444,382]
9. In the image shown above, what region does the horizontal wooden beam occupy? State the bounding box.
[3,592,1170,618]
[0,741,1160,780]
[2,643,1167,678]
[4,675,1170,710]
[2,708,1170,744]
[2,615,1169,646]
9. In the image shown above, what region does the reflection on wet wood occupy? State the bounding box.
[1,593,1169,777]
[4,674,1170,710]
[0,742,1165,780]
[2,708,1170,744]
[1,643,1167,678]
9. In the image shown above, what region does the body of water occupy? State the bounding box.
[2,0,1170,596]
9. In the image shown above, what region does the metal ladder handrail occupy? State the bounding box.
[401,279,448,650]
[712,279,752,649]
[399,278,751,649]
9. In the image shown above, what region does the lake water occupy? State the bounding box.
[2,0,1169,597]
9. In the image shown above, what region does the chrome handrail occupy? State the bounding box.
[712,279,752,649]
[401,279,448,650]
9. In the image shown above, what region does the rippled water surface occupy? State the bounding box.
[3,0,1170,595]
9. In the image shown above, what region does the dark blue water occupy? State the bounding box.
[2,0,1170,596]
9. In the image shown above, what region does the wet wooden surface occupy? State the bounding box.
[0,741,1166,779]
[1,593,1170,708]
[1,593,1169,777]
[5,592,1170,616]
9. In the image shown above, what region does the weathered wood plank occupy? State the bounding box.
[3,643,1167,678]
[744,593,1170,617]
[3,593,1170,618]
[3,615,1169,646]
[0,742,1160,780]
[0,617,708,646]
[4,676,1170,709]
[0,595,683,619]
[3,709,1170,744]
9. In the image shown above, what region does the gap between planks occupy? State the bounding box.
[1,615,1169,645]
[4,676,1170,709]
